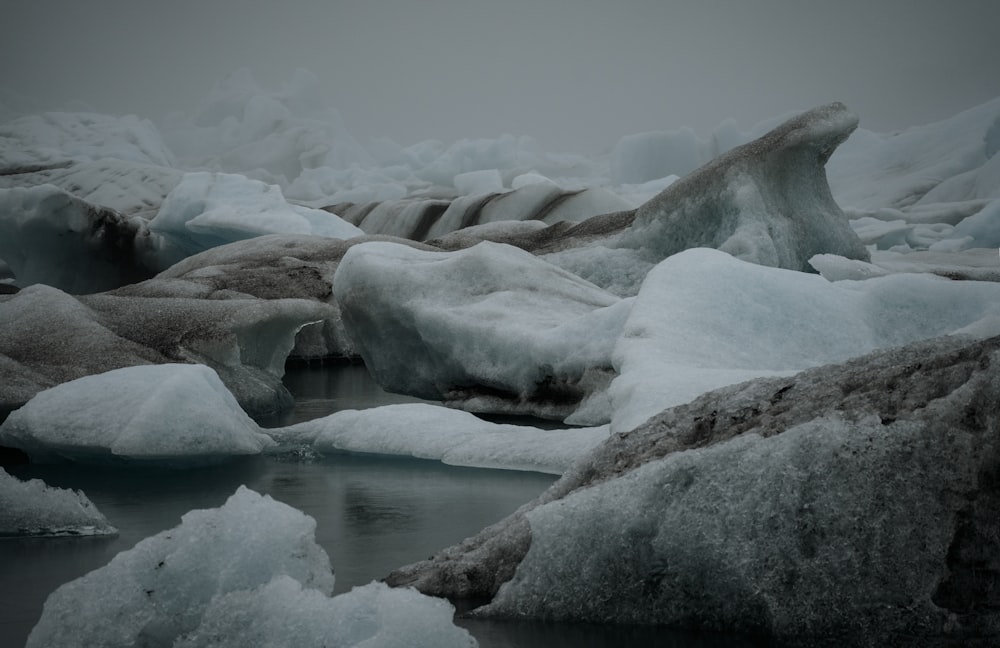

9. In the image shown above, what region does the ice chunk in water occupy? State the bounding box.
[0,468,116,537]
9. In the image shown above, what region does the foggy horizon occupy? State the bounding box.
[3,0,999,153]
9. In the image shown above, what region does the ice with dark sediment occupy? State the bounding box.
[0,283,328,415]
[388,332,1000,646]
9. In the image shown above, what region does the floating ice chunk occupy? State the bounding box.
[483,413,982,641]
[274,403,610,474]
[949,199,1000,249]
[0,468,116,537]
[453,169,504,195]
[807,253,889,281]
[0,364,274,464]
[27,487,335,648]
[610,248,1000,432]
[175,577,476,648]
[617,103,869,273]
[149,172,362,265]
[0,283,329,415]
[334,241,627,420]
[611,127,706,184]
[0,184,152,293]
[828,96,1000,208]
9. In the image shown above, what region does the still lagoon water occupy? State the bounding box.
[1,364,760,647]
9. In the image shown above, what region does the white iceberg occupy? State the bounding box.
[610,247,1000,432]
[334,240,628,421]
[273,403,610,475]
[0,364,274,465]
[0,468,117,537]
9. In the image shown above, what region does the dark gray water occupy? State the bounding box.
[0,364,763,648]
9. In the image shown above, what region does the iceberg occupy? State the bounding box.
[273,403,610,475]
[0,364,273,465]
[28,486,474,648]
[616,102,869,273]
[390,333,1000,645]
[0,184,153,293]
[334,240,629,421]
[0,468,116,537]
[148,171,362,267]
[0,284,328,415]
[609,247,1000,432]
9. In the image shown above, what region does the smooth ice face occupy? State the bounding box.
[27,487,335,648]
[0,364,273,464]
[0,468,116,537]
[274,403,610,475]
[149,171,362,266]
[175,577,476,648]
[334,240,628,420]
[609,248,1000,432]
[616,103,869,273]
[484,414,979,639]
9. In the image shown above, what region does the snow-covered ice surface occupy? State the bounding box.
[27,486,475,648]
[0,467,117,537]
[272,403,610,475]
[0,364,274,465]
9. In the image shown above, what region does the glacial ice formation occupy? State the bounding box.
[615,102,870,273]
[272,403,610,474]
[148,171,362,267]
[389,333,1000,645]
[0,284,328,415]
[27,486,474,648]
[0,468,117,536]
[0,364,274,464]
[609,247,1000,432]
[334,240,629,420]
[0,184,153,293]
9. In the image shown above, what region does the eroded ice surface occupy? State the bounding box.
[0,364,274,464]
[27,486,474,648]
[335,240,629,421]
[273,403,610,475]
[0,468,117,537]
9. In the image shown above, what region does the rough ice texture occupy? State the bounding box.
[0,284,327,415]
[0,184,153,293]
[812,248,1000,283]
[174,577,475,648]
[149,171,362,267]
[28,486,474,648]
[117,233,436,359]
[0,111,175,170]
[616,102,869,273]
[609,247,1000,433]
[387,333,1000,646]
[334,240,628,420]
[27,487,333,647]
[0,468,117,537]
[273,403,610,474]
[0,364,273,465]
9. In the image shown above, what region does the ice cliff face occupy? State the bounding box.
[387,332,1000,646]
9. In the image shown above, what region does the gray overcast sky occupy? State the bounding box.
[2,0,998,153]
